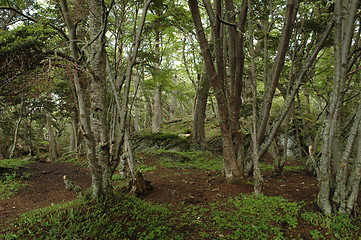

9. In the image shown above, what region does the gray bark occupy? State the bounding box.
[9,108,22,159]
[170,76,178,119]
[152,31,163,133]
[46,113,58,162]
[317,0,359,216]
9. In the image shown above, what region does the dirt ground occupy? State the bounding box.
[0,162,91,229]
[0,157,323,232]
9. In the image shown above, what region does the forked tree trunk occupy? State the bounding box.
[189,0,247,181]
[317,0,359,216]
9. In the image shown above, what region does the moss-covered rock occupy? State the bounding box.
[132,133,190,152]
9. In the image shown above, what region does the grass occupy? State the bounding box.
[3,192,359,239]
[144,149,223,171]
[0,172,27,200]
[0,158,32,169]
[301,212,361,239]
[0,157,32,200]
[2,130,361,239]
[260,162,305,172]
[1,193,178,239]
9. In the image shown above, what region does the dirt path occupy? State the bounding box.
[1,160,321,231]
[0,162,91,229]
[142,165,319,207]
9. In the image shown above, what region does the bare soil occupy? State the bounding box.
[0,158,321,226]
[0,162,91,229]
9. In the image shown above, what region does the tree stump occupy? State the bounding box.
[127,171,152,196]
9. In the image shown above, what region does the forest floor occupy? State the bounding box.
[0,156,321,232]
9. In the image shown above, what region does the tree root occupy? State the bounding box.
[127,171,153,196]
[63,175,83,197]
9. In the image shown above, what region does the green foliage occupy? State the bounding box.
[0,24,55,56]
[302,212,361,239]
[1,194,177,239]
[0,23,58,102]
[0,158,31,170]
[205,195,304,239]
[137,164,157,173]
[2,191,361,239]
[141,132,178,141]
[57,152,85,167]
[147,149,223,171]
[0,172,26,200]
[160,119,192,136]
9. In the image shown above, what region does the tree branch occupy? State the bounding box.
[0,6,69,41]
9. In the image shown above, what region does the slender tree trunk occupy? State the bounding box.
[152,31,163,133]
[247,0,263,192]
[25,117,35,156]
[9,112,22,159]
[69,111,78,152]
[59,0,103,200]
[133,68,141,133]
[46,113,58,162]
[170,75,178,119]
[257,0,299,145]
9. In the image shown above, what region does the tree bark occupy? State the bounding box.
[170,75,178,119]
[9,102,23,159]
[189,0,244,181]
[192,65,210,149]
[257,0,299,145]
[317,0,359,215]
[46,113,58,162]
[152,30,163,133]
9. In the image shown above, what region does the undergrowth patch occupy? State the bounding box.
[0,172,27,200]
[144,149,223,171]
[1,192,361,239]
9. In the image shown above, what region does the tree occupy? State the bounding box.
[317,0,361,215]
[188,0,248,182]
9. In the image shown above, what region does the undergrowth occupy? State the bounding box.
[0,157,31,199]
[1,192,361,239]
[145,149,223,171]
[0,158,32,169]
[0,172,27,200]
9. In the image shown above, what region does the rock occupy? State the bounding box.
[132,133,190,152]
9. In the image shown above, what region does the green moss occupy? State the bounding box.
[0,158,32,169]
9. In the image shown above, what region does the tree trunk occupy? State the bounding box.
[46,113,58,162]
[317,0,359,215]
[69,111,78,153]
[169,75,178,119]
[9,111,22,159]
[192,65,210,149]
[189,0,245,181]
[257,0,299,145]
[133,68,141,133]
[152,31,163,133]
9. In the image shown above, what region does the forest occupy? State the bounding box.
[1,0,361,239]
